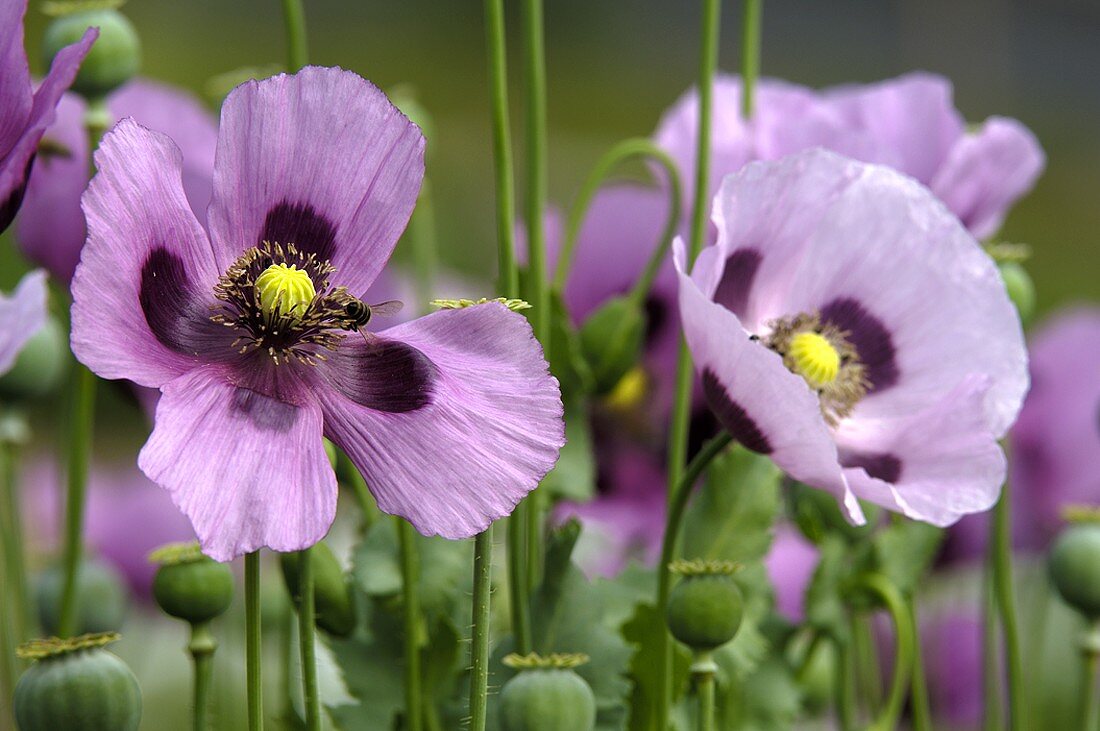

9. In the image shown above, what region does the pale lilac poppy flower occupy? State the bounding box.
[71,67,564,561]
[0,270,47,375]
[676,149,1028,526]
[946,308,1100,561]
[656,72,1044,239]
[16,79,218,285]
[0,0,96,231]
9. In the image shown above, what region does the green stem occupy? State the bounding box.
[992,482,1026,731]
[508,514,531,653]
[483,0,519,298]
[859,574,914,731]
[909,597,933,731]
[280,0,309,72]
[57,364,95,637]
[660,0,721,721]
[190,622,217,731]
[1080,624,1100,731]
[0,439,29,646]
[297,547,321,731]
[982,565,1003,731]
[696,664,716,731]
[552,138,682,297]
[410,178,438,310]
[739,0,762,119]
[833,634,857,731]
[245,552,264,731]
[468,529,493,731]
[397,519,423,731]
[0,541,14,724]
[853,613,883,714]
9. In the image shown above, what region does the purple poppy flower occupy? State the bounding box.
[764,526,818,623]
[0,269,47,375]
[70,66,564,561]
[16,79,218,285]
[0,0,96,231]
[946,308,1100,562]
[676,149,1028,526]
[23,458,196,597]
[656,72,1044,239]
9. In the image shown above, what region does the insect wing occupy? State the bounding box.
[368,300,404,318]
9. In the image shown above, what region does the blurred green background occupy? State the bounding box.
[5,0,1099,312]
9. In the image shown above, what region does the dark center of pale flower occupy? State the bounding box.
[763,312,868,424]
[211,240,363,365]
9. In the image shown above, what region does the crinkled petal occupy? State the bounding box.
[835,375,1006,526]
[18,80,218,284]
[710,149,1028,436]
[72,119,225,388]
[138,365,335,562]
[931,116,1045,239]
[316,303,564,539]
[0,26,96,231]
[0,270,47,375]
[207,66,425,295]
[823,72,965,184]
[676,240,862,522]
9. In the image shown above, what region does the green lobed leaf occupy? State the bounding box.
[622,601,692,731]
[870,519,944,596]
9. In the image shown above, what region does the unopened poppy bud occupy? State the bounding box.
[0,316,69,401]
[1049,514,1100,619]
[665,560,744,652]
[999,262,1035,324]
[14,633,141,731]
[500,653,596,731]
[42,8,141,101]
[150,542,233,625]
[280,541,356,637]
[579,295,646,395]
[36,558,127,636]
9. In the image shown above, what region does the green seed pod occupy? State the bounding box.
[665,560,744,652]
[1049,521,1100,619]
[36,558,127,636]
[500,653,596,731]
[42,8,141,100]
[14,633,141,731]
[149,542,233,625]
[0,317,69,401]
[280,542,356,637]
[999,262,1035,325]
[579,295,646,395]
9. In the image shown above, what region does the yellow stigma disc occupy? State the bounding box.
[788,331,840,388]
[254,264,315,319]
[605,366,648,412]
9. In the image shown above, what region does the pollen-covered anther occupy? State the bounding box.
[255,263,316,319]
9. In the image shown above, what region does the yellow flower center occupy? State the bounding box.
[787,331,840,388]
[254,263,315,319]
[604,366,648,412]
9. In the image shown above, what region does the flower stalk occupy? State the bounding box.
[189,622,216,731]
[397,519,423,731]
[693,653,717,731]
[909,599,933,731]
[1079,622,1100,731]
[280,0,308,72]
[740,0,762,119]
[297,546,321,731]
[0,437,30,646]
[857,574,914,731]
[991,479,1027,731]
[468,529,493,731]
[245,551,263,731]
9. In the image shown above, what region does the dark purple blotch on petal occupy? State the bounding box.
[701,369,773,454]
[840,450,902,483]
[139,248,223,356]
[713,249,762,319]
[232,387,298,433]
[261,201,337,262]
[820,297,899,392]
[325,338,435,413]
[0,157,34,233]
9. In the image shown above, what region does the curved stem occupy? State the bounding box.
[992,482,1027,731]
[552,138,682,297]
[245,552,264,731]
[739,0,762,119]
[397,519,423,731]
[468,530,493,731]
[660,0,721,722]
[297,547,321,731]
[190,622,217,731]
[833,633,857,731]
[57,364,95,637]
[280,0,309,72]
[909,597,933,731]
[484,0,519,298]
[859,574,914,731]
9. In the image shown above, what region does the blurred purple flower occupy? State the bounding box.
[947,308,1100,561]
[71,66,564,561]
[23,458,195,598]
[656,72,1044,239]
[0,270,46,375]
[764,526,818,623]
[677,149,1028,526]
[16,79,218,285]
[0,0,95,231]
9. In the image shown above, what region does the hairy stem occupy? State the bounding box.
[245,552,263,731]
[397,519,423,731]
[468,530,493,731]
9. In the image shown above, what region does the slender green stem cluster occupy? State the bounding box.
[397,519,423,731]
[991,480,1027,731]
